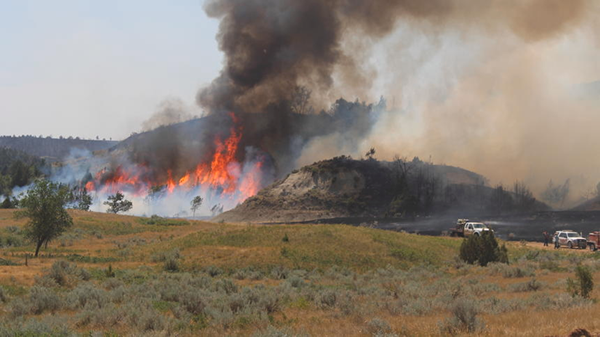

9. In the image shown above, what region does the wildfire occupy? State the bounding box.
[82,113,266,205]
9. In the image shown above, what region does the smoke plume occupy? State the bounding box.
[197,0,599,207]
[142,98,194,132]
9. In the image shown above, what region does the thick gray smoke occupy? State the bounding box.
[197,0,599,207]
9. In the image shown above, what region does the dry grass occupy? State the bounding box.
[1,209,600,335]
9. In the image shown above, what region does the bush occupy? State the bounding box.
[567,265,594,299]
[164,257,180,272]
[438,298,485,335]
[270,265,290,280]
[366,318,393,336]
[67,283,108,310]
[316,289,337,309]
[459,232,508,267]
[29,286,62,314]
[0,316,72,336]
[205,265,223,277]
[138,215,188,226]
[37,260,89,287]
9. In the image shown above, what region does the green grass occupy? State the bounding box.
[137,215,189,226]
[74,219,169,236]
[144,224,463,272]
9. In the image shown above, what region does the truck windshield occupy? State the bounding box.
[473,224,485,229]
[567,233,580,237]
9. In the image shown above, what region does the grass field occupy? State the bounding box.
[0,209,599,336]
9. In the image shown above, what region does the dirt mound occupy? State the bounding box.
[214,156,549,223]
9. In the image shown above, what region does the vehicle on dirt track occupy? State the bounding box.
[450,219,493,237]
[554,230,586,249]
[587,231,600,251]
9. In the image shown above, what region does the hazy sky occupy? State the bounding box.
[0,0,222,140]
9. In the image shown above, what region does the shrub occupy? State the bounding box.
[567,265,594,299]
[205,265,223,277]
[459,232,508,267]
[259,291,280,314]
[316,289,337,309]
[179,291,207,315]
[366,318,393,336]
[105,264,116,278]
[270,265,290,280]
[10,298,29,317]
[438,298,485,334]
[67,283,108,310]
[164,257,180,272]
[29,286,62,314]
[0,286,7,303]
[287,276,305,288]
[38,260,89,287]
[215,279,238,294]
[0,316,72,336]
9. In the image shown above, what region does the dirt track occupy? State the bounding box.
[523,241,594,253]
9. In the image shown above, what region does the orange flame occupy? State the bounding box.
[85,181,95,191]
[238,161,263,199]
[166,170,176,193]
[84,112,267,206]
[178,172,190,186]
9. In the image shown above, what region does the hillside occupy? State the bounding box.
[0,136,118,162]
[214,156,549,223]
[1,209,600,336]
[0,147,46,197]
[571,196,600,211]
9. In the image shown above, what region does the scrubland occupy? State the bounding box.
[0,209,598,336]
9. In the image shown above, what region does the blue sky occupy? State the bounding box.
[0,0,222,139]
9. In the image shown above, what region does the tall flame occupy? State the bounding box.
[82,112,266,210]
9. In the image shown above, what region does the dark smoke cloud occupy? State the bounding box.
[198,0,590,115]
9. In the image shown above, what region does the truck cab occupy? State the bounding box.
[450,219,493,237]
[464,222,492,236]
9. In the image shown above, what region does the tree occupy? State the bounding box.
[290,86,314,115]
[513,181,536,212]
[541,179,570,206]
[365,148,376,160]
[15,179,73,257]
[459,232,508,267]
[190,196,203,217]
[74,188,93,211]
[104,192,133,214]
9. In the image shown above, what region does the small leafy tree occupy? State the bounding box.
[70,187,92,211]
[567,265,594,299]
[190,196,203,217]
[104,192,133,214]
[15,179,73,257]
[459,232,508,267]
[77,188,93,211]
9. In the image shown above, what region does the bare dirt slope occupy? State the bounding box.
[214,156,549,223]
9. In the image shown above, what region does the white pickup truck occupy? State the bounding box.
[450,219,494,237]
